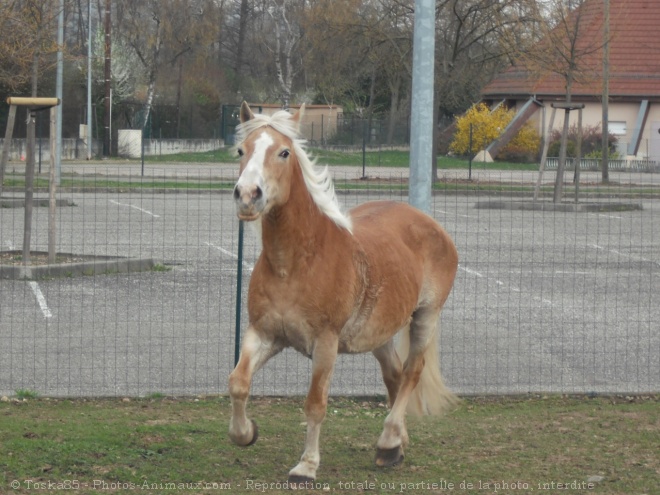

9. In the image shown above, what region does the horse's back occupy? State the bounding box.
[350,200,457,271]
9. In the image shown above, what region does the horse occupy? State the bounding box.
[228,102,459,484]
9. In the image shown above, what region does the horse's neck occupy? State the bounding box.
[260,185,333,276]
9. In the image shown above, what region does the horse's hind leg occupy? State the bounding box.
[375,307,438,467]
[372,339,403,408]
[229,326,282,446]
[288,333,338,485]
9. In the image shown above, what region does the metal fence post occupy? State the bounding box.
[234,220,245,367]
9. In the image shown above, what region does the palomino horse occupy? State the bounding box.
[229,102,458,484]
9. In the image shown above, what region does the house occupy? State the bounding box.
[481,0,660,162]
[250,103,343,145]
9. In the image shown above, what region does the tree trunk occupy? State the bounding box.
[553,75,573,203]
[387,74,401,146]
[48,106,57,263]
[175,58,183,138]
[0,105,17,198]
[270,2,296,109]
[141,20,163,131]
[534,107,557,201]
[23,54,40,264]
[553,108,571,203]
[601,0,610,184]
[234,0,250,93]
[367,68,376,144]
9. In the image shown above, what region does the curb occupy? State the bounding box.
[0,252,156,280]
[474,201,643,212]
[1,198,76,208]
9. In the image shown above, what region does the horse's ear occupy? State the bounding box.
[291,104,305,129]
[240,101,254,123]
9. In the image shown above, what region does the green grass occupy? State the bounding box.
[14,389,39,400]
[144,148,237,163]
[2,175,658,199]
[437,155,538,171]
[141,147,538,170]
[2,177,50,188]
[0,395,657,494]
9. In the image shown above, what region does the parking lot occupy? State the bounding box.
[1,167,658,397]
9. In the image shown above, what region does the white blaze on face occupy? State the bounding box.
[237,131,274,193]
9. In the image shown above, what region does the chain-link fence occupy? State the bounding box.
[301,115,410,148]
[1,163,658,397]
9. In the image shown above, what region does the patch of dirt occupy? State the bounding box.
[0,252,85,266]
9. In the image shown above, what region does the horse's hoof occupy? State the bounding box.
[375,445,404,467]
[230,419,259,446]
[288,475,315,489]
[246,419,259,446]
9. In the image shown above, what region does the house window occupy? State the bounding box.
[608,121,627,135]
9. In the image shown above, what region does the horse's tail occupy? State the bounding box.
[397,324,459,416]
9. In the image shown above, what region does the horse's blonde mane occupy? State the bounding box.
[236,110,353,233]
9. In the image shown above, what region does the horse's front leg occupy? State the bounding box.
[288,333,338,485]
[229,326,281,446]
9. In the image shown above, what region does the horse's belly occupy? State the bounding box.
[338,303,413,354]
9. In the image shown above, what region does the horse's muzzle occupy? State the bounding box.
[233,183,264,221]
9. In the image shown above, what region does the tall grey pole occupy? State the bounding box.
[87,0,93,159]
[103,0,111,157]
[55,0,64,183]
[408,0,435,214]
[601,0,610,183]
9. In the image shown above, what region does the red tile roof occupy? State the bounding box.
[482,0,660,100]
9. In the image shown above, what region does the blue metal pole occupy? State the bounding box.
[408,0,436,214]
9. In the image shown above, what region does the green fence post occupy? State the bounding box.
[234,220,245,367]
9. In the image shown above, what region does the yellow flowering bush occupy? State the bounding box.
[450,103,540,162]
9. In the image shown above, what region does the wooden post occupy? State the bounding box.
[534,107,557,202]
[6,97,60,107]
[48,106,58,263]
[574,108,583,204]
[5,97,61,265]
[553,108,571,203]
[0,105,17,197]
[550,102,585,203]
[23,110,36,264]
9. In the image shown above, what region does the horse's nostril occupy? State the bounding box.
[233,186,241,200]
[253,186,263,200]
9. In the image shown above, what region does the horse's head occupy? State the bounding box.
[233,102,303,222]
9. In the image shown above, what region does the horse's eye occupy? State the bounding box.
[237,148,244,157]
[279,149,290,159]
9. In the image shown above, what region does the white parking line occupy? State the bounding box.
[590,213,622,220]
[459,264,552,306]
[435,209,476,219]
[205,242,254,273]
[28,281,53,318]
[109,200,160,218]
[589,243,656,264]
[458,265,483,277]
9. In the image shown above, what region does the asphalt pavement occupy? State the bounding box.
[0,163,658,397]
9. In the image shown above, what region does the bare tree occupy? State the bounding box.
[0,0,60,92]
[435,0,538,120]
[264,0,304,109]
[520,0,604,202]
[114,0,218,130]
[233,0,251,93]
